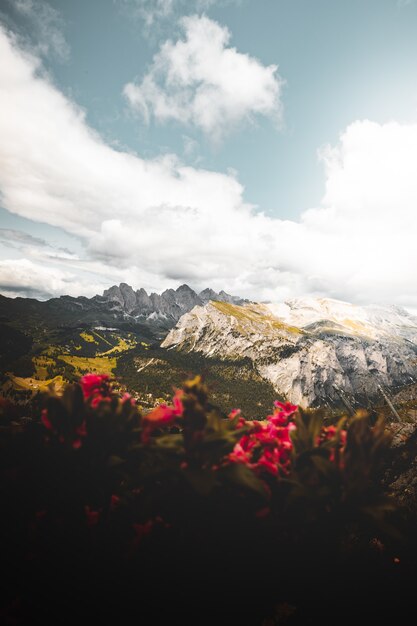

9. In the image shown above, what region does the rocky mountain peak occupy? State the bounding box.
[176,284,194,293]
[162,298,417,407]
[135,288,152,311]
[218,290,242,304]
[101,283,243,328]
[103,284,123,305]
[119,283,137,313]
[199,288,217,302]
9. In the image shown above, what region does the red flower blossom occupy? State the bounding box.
[80,373,111,403]
[121,392,136,406]
[268,401,298,426]
[229,440,253,464]
[228,402,298,478]
[228,409,247,429]
[274,400,298,416]
[142,390,184,443]
[318,424,347,463]
[172,388,184,415]
[41,409,53,431]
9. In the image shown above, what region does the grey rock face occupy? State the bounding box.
[135,288,152,313]
[101,283,242,327]
[218,290,245,305]
[119,283,137,313]
[199,288,218,303]
[162,299,417,407]
[199,288,247,305]
[103,285,123,306]
[175,284,203,312]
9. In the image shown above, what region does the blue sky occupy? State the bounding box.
[0,0,417,308]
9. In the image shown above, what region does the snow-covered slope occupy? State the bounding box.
[162,298,417,407]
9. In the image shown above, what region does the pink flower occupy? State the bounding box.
[228,407,297,478]
[317,424,347,464]
[228,409,247,429]
[172,389,184,416]
[91,395,111,408]
[41,409,53,431]
[257,450,280,476]
[142,390,184,443]
[121,392,136,406]
[268,401,298,426]
[145,404,177,425]
[229,442,252,464]
[274,401,298,416]
[80,373,110,400]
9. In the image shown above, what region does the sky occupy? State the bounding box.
[0,0,417,309]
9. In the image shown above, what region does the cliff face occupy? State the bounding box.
[101,283,245,327]
[162,298,417,407]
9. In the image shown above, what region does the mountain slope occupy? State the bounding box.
[162,298,417,407]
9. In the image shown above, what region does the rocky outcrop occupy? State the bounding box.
[199,288,245,305]
[101,283,245,327]
[162,299,417,407]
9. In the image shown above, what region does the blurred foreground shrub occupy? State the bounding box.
[0,375,412,625]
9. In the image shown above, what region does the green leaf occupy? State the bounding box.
[223,463,269,499]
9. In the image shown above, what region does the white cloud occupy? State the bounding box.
[124,15,283,141]
[0,258,104,300]
[0,26,416,309]
[6,0,69,61]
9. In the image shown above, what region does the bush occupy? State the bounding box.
[0,375,411,625]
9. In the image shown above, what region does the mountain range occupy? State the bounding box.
[102,283,246,325]
[0,283,246,332]
[163,297,417,407]
[1,283,417,411]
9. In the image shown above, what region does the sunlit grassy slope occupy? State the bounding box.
[211,301,303,335]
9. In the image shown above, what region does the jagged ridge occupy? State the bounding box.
[101,283,246,326]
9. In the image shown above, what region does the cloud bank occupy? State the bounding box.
[3,0,69,61]
[0,25,416,308]
[0,258,105,300]
[124,15,283,140]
